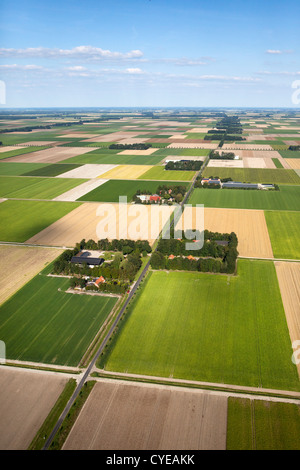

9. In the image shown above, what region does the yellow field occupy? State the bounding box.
[98,165,153,180]
[284,159,300,170]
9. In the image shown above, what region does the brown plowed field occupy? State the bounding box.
[0,245,62,305]
[63,381,228,450]
[0,368,68,450]
[274,262,300,377]
[26,202,174,246]
[176,207,274,259]
[4,146,94,163]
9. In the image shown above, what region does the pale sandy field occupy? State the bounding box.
[176,207,274,259]
[4,146,95,163]
[186,127,212,133]
[117,148,158,156]
[99,164,153,180]
[274,262,300,376]
[243,157,277,169]
[284,159,300,170]
[147,121,191,127]
[57,164,117,179]
[56,133,102,138]
[0,368,68,450]
[168,143,219,149]
[222,144,274,151]
[163,155,205,162]
[53,179,108,202]
[223,149,282,160]
[63,381,227,450]
[82,132,140,143]
[26,202,174,246]
[18,141,56,146]
[0,146,26,153]
[0,245,62,305]
[207,159,244,168]
[117,138,149,145]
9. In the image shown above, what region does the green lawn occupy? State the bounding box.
[203,167,300,185]
[0,175,87,199]
[265,211,300,259]
[227,398,300,450]
[78,179,189,203]
[138,165,195,181]
[99,260,299,391]
[188,185,300,211]
[0,274,117,366]
[0,199,80,242]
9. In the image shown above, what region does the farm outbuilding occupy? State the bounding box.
[70,256,105,267]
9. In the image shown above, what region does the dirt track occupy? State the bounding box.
[62,381,227,450]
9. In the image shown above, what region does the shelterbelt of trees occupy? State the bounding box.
[150,230,238,274]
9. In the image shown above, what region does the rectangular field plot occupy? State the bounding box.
[138,165,195,181]
[188,185,300,211]
[21,163,83,177]
[265,211,300,259]
[0,369,68,450]
[202,168,300,185]
[62,151,164,166]
[227,398,300,450]
[78,179,188,203]
[0,146,50,160]
[4,146,95,164]
[100,261,300,391]
[98,165,154,180]
[0,176,87,200]
[0,275,117,366]
[63,381,227,450]
[0,162,49,176]
[0,200,81,242]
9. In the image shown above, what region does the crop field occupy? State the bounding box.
[62,151,164,166]
[0,162,49,176]
[188,185,300,211]
[279,150,300,159]
[265,211,300,259]
[98,164,154,180]
[202,167,300,185]
[0,176,87,200]
[284,159,300,170]
[0,245,63,305]
[100,260,300,391]
[63,381,228,450]
[21,163,83,177]
[0,368,68,450]
[3,146,95,164]
[78,179,188,203]
[0,274,117,366]
[226,398,300,450]
[0,146,50,160]
[138,165,196,181]
[26,202,174,246]
[0,199,81,242]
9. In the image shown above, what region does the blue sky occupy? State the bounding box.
[0,0,299,108]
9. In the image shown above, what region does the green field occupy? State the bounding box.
[272,158,284,168]
[63,151,164,166]
[0,145,50,160]
[0,274,117,366]
[0,162,49,176]
[265,211,300,259]
[279,150,300,159]
[138,165,195,181]
[21,163,83,177]
[151,148,211,157]
[0,199,80,242]
[78,179,189,203]
[227,398,300,450]
[203,167,300,185]
[188,185,300,211]
[0,175,87,199]
[100,261,299,391]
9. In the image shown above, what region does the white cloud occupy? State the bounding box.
[0,46,143,61]
[0,64,43,70]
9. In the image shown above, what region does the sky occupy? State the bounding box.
[0,0,299,108]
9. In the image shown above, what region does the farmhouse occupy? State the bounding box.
[71,254,105,267]
[93,276,106,286]
[201,178,221,185]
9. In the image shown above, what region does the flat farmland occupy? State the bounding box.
[279,150,300,159]
[202,167,300,185]
[0,162,49,176]
[0,176,87,200]
[0,146,50,160]
[78,179,189,203]
[99,165,154,180]
[26,202,174,246]
[275,262,300,376]
[63,381,227,450]
[138,166,195,181]
[62,151,164,166]
[0,274,117,366]
[21,163,83,177]
[227,398,300,450]
[100,261,300,391]
[265,211,300,259]
[0,368,68,450]
[4,146,95,164]
[284,159,300,170]
[0,199,81,242]
[0,245,63,305]
[188,185,300,211]
[176,207,273,258]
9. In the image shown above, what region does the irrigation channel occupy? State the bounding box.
[42,162,206,450]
